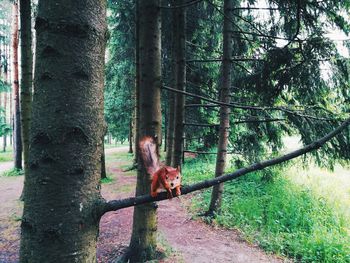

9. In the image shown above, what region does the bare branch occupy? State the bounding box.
[160,0,203,9]
[164,85,346,121]
[187,57,263,63]
[184,150,242,155]
[184,122,219,127]
[99,118,350,216]
[184,119,286,127]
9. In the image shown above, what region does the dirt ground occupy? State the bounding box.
[0,147,289,263]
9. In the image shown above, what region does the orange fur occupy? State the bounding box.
[139,136,181,198]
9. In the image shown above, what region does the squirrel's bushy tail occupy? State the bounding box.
[139,136,160,175]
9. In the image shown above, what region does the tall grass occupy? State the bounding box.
[183,159,350,262]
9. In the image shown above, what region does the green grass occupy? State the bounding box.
[2,168,24,177]
[104,142,128,149]
[0,148,13,162]
[101,176,114,184]
[183,159,350,262]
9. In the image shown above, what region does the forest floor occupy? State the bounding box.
[0,147,288,263]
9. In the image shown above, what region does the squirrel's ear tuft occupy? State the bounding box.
[177,166,181,172]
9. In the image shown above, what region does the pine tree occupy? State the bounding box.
[20,0,107,261]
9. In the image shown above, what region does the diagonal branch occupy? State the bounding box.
[99,117,350,217]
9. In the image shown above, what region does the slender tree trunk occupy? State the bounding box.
[11,0,22,170]
[19,0,33,181]
[3,45,9,152]
[128,0,161,262]
[165,0,177,166]
[133,0,140,164]
[19,0,33,201]
[19,0,107,261]
[0,39,2,78]
[3,92,7,152]
[208,0,234,216]
[128,119,133,153]
[7,42,13,147]
[101,142,107,180]
[172,0,186,168]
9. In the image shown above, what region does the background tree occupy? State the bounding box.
[11,0,22,170]
[172,0,186,168]
[0,1,12,149]
[19,0,33,182]
[128,0,162,262]
[208,0,234,216]
[105,0,135,144]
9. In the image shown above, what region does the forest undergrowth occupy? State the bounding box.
[183,156,350,262]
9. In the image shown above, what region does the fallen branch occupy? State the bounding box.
[100,117,350,216]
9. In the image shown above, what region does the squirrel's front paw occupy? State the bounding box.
[151,191,158,198]
[175,188,181,196]
[167,191,173,199]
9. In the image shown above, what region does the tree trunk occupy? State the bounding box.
[3,93,7,152]
[128,0,161,262]
[101,141,107,180]
[128,119,133,153]
[165,0,177,166]
[3,44,9,152]
[133,0,140,164]
[11,0,22,170]
[19,0,33,179]
[19,0,107,261]
[172,0,186,168]
[208,0,234,216]
[6,41,13,147]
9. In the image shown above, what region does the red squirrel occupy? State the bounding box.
[139,136,181,198]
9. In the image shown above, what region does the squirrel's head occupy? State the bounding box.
[164,166,181,189]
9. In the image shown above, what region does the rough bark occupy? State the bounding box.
[172,0,186,167]
[19,0,107,262]
[208,0,234,215]
[19,0,33,182]
[11,0,22,170]
[128,0,162,262]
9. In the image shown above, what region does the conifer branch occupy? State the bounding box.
[100,117,350,216]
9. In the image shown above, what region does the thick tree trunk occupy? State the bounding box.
[172,0,186,167]
[128,0,162,262]
[208,0,234,215]
[11,0,22,170]
[19,0,107,262]
[19,0,33,180]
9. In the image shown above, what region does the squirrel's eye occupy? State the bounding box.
[176,176,179,179]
